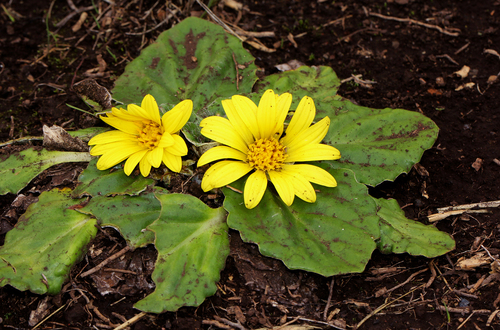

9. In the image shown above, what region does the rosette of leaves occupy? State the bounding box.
[0,17,453,314]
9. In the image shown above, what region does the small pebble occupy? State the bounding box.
[436,77,446,86]
[459,298,470,307]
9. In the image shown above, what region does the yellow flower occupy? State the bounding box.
[88,94,192,177]
[198,89,341,209]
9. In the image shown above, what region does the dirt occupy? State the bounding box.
[1,0,500,329]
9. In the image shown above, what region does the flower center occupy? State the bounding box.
[137,121,163,149]
[247,138,287,172]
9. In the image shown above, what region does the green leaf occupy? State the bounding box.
[68,127,111,142]
[323,98,439,186]
[134,192,229,313]
[0,190,97,294]
[0,148,91,195]
[112,16,258,145]
[83,193,161,249]
[224,168,380,276]
[254,65,341,104]
[375,198,455,257]
[72,158,154,198]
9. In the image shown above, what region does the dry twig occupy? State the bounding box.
[323,277,335,320]
[368,12,460,36]
[357,284,425,329]
[437,200,500,212]
[80,246,131,277]
[112,312,147,330]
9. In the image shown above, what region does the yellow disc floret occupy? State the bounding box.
[137,121,164,149]
[247,137,287,172]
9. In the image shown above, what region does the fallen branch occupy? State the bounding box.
[369,12,460,37]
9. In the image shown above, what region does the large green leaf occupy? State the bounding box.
[0,190,97,294]
[0,148,91,195]
[323,98,439,186]
[112,16,258,145]
[134,191,229,313]
[224,168,380,276]
[72,159,154,198]
[375,198,455,256]
[253,67,438,186]
[83,193,161,249]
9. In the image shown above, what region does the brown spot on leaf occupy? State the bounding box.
[150,57,160,69]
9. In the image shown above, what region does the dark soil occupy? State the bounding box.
[1,0,500,329]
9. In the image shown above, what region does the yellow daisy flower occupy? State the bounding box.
[198,89,341,209]
[88,94,192,177]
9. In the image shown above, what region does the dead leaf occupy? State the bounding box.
[484,48,500,59]
[72,78,112,111]
[456,253,491,270]
[454,65,470,78]
[455,82,475,91]
[487,75,498,84]
[72,12,88,32]
[275,59,305,71]
[472,158,483,171]
[375,287,388,297]
[29,297,52,327]
[227,306,246,324]
[427,88,442,95]
[42,125,89,152]
[222,0,244,11]
[413,163,430,176]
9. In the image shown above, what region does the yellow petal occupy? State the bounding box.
[110,107,140,121]
[139,157,152,177]
[286,144,341,163]
[222,99,254,145]
[164,134,188,156]
[287,171,316,203]
[256,89,277,138]
[147,146,163,168]
[197,146,247,167]
[88,130,136,145]
[124,149,148,175]
[282,164,337,187]
[101,115,141,135]
[272,92,292,138]
[162,99,193,134]
[127,104,151,121]
[141,94,161,125]
[200,116,248,153]
[96,144,144,170]
[90,140,140,156]
[201,160,252,191]
[285,116,330,152]
[282,95,316,145]
[231,95,260,140]
[157,131,175,148]
[244,170,268,209]
[162,150,182,172]
[268,170,295,206]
